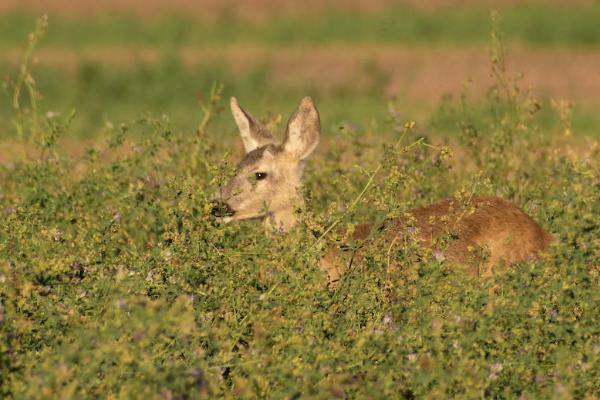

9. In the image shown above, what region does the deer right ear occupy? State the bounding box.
[282,97,320,160]
[230,97,275,153]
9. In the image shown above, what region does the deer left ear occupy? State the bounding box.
[282,97,320,160]
[230,97,276,153]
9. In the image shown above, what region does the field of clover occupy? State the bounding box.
[1,15,598,399]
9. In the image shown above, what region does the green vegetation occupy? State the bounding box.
[0,60,392,140]
[2,59,598,140]
[2,4,600,47]
[1,16,599,399]
[2,5,600,140]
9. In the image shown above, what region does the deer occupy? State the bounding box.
[212,97,554,286]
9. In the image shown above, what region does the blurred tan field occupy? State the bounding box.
[0,0,595,18]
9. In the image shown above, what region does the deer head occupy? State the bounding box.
[212,96,320,232]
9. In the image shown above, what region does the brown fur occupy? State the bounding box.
[321,196,554,285]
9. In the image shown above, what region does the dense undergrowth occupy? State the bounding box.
[1,16,599,400]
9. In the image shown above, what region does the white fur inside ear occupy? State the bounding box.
[231,97,260,152]
[283,97,320,160]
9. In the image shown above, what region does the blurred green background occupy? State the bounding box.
[1,0,599,143]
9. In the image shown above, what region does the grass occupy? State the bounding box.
[2,4,600,47]
[1,59,599,143]
[1,11,599,400]
[0,61,386,139]
[1,71,598,399]
[2,6,600,141]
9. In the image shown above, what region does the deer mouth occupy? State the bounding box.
[211,201,236,218]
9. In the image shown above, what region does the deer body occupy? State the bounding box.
[214,97,553,285]
[320,195,553,285]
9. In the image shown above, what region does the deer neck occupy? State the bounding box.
[262,209,297,232]
[262,195,303,233]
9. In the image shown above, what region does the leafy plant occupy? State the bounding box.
[1,13,598,400]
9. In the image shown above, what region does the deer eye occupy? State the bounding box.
[255,172,268,181]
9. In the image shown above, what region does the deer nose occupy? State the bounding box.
[211,201,235,217]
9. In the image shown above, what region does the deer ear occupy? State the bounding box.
[282,97,320,160]
[230,97,276,153]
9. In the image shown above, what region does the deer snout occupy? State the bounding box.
[210,200,236,218]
